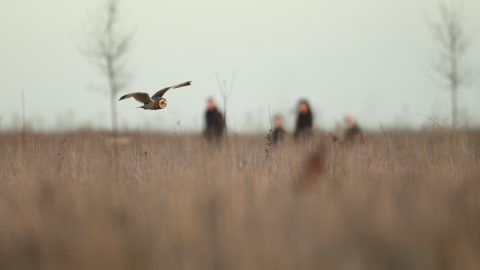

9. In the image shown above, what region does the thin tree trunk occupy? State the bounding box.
[111,93,118,134]
[451,83,457,128]
[108,61,117,135]
[451,54,458,128]
[223,99,229,154]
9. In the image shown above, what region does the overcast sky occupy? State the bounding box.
[1,0,480,133]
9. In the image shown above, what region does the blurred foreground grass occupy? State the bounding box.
[0,130,479,269]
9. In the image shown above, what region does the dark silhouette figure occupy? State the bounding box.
[204,98,224,142]
[294,100,313,140]
[344,116,363,142]
[272,115,286,145]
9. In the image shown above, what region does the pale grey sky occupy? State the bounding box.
[1,0,479,133]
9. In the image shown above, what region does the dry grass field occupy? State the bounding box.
[0,129,479,269]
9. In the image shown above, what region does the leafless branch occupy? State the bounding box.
[415,113,451,142]
[215,70,236,153]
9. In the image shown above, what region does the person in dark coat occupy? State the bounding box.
[204,98,224,142]
[272,115,286,145]
[294,99,313,140]
[344,116,363,142]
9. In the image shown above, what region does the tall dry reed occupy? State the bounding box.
[0,130,479,269]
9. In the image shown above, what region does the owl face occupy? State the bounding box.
[159,98,167,109]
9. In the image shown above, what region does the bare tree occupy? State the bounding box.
[82,0,132,133]
[215,71,235,151]
[427,2,476,128]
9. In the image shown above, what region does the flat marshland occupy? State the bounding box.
[0,130,479,269]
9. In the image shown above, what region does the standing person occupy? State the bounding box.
[294,99,313,140]
[204,98,224,142]
[272,115,286,145]
[344,115,363,142]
